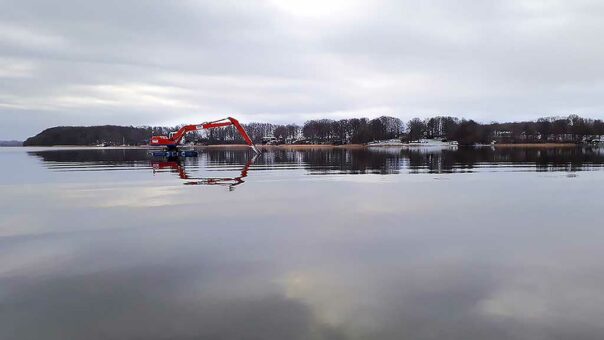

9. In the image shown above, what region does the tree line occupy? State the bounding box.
[23,114,604,146]
[295,115,604,144]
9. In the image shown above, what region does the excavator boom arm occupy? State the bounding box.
[151,117,259,153]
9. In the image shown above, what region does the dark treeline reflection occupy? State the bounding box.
[28,146,604,175]
[296,147,604,174]
[27,148,151,171]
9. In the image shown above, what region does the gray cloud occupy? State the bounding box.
[1,0,604,139]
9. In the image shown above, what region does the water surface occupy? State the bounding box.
[1,146,603,340]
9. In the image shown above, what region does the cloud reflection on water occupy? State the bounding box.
[0,147,604,339]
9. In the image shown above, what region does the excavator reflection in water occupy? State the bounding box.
[151,154,258,191]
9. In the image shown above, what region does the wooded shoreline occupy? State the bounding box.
[14,143,581,150]
[22,114,604,147]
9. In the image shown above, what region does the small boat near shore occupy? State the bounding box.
[367,139,407,147]
[408,138,458,147]
[367,138,458,148]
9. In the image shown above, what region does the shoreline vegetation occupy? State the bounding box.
[14,143,581,150]
[204,143,579,149]
[21,114,604,147]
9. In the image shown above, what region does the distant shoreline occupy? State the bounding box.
[12,143,584,149]
[197,143,582,149]
[203,144,367,150]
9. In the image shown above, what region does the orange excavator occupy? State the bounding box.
[149,117,260,156]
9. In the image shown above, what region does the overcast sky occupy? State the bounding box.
[1,0,604,139]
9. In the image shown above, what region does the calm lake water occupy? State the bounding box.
[1,146,604,340]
